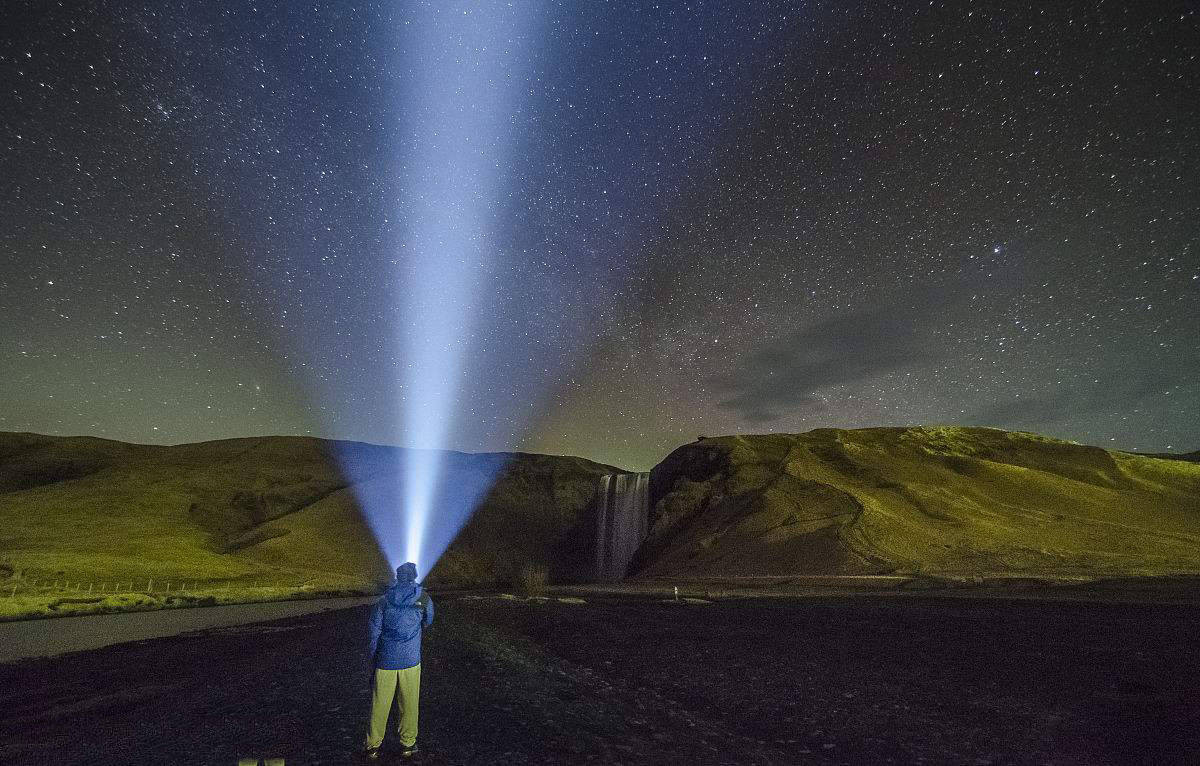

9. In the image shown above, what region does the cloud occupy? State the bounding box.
[975,377,1188,430]
[975,390,1088,427]
[717,300,943,423]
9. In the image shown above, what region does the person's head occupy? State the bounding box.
[395,562,418,584]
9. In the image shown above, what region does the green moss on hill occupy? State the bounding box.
[3,426,1198,614]
[0,432,617,604]
[637,427,1200,578]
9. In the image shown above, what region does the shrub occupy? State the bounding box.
[513,563,549,597]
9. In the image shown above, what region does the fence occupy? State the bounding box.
[1,577,285,598]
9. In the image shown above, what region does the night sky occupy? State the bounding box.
[2,1,1197,471]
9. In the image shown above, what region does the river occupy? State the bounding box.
[0,596,376,663]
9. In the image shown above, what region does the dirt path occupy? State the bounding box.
[1,594,1197,765]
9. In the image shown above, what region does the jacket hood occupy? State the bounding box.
[387,582,421,607]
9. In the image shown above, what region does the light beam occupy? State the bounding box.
[377,1,544,575]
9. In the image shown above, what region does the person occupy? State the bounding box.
[364,562,434,760]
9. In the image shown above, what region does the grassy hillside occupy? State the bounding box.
[5,426,1199,618]
[635,427,1200,579]
[0,432,617,618]
[1131,449,1200,464]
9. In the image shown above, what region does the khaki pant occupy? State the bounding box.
[366,664,421,750]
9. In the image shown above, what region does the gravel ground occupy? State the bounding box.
[1,593,1197,765]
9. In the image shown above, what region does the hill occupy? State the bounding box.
[4,426,1200,619]
[0,432,618,617]
[635,427,1200,579]
[1129,449,1200,464]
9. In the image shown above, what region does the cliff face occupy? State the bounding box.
[419,451,620,586]
[636,427,1200,578]
[0,432,616,589]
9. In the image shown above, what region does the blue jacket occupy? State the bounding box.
[367,582,434,669]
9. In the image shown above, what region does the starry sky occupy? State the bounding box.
[2,1,1197,471]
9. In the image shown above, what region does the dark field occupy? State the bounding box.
[2,593,1198,765]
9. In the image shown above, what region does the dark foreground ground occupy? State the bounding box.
[2,591,1198,765]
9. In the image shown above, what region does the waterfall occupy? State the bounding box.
[594,472,650,581]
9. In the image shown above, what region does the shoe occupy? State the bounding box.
[364,746,381,761]
[399,742,419,758]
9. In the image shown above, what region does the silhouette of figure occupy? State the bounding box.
[364,562,434,760]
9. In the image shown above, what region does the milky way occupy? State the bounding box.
[2,1,1197,470]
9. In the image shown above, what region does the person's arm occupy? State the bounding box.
[423,594,435,627]
[366,599,383,667]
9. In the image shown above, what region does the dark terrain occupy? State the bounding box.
[2,592,1198,765]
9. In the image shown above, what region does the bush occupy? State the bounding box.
[513,563,549,597]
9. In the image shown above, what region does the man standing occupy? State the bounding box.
[365,562,434,760]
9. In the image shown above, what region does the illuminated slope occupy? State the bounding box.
[635,427,1200,578]
[0,433,616,595]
